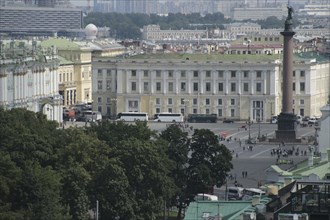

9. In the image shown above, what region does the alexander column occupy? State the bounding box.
[275,6,298,142]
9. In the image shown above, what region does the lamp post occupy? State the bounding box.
[111,98,117,120]
[246,117,253,144]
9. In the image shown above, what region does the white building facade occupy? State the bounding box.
[0,41,63,123]
[92,54,330,121]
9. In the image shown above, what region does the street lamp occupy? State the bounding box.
[111,98,117,120]
[246,117,253,144]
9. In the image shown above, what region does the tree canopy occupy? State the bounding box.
[0,109,233,219]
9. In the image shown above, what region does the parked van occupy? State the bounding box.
[195,193,218,201]
[227,187,244,200]
[83,111,102,122]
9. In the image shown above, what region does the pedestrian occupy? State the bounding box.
[236,153,238,158]
[242,171,244,178]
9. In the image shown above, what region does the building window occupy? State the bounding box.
[231,109,235,117]
[293,83,295,91]
[205,98,210,105]
[218,83,223,92]
[181,71,186,78]
[98,106,102,113]
[156,98,160,105]
[181,98,185,105]
[131,82,136,91]
[168,98,172,105]
[144,70,148,77]
[156,82,161,91]
[231,83,236,92]
[300,82,305,91]
[193,82,199,91]
[256,71,262,78]
[206,71,211,77]
[218,109,222,117]
[193,108,197,114]
[218,99,222,105]
[231,99,235,105]
[156,108,160,113]
[300,71,305,77]
[300,99,304,105]
[231,71,236,78]
[244,71,249,78]
[206,109,210,114]
[98,97,102,103]
[181,82,186,91]
[193,98,197,105]
[168,108,172,113]
[168,82,173,92]
[132,70,136,77]
[128,100,138,108]
[107,69,111,77]
[205,82,211,92]
[300,109,304,116]
[156,70,161,77]
[168,70,173,77]
[218,71,224,78]
[193,71,199,77]
[244,83,249,92]
[97,69,102,77]
[98,80,103,90]
[293,71,295,77]
[256,83,262,92]
[144,82,149,92]
[106,80,111,90]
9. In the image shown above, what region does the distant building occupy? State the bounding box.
[142,25,207,42]
[232,7,286,21]
[92,53,330,120]
[0,6,82,34]
[41,38,93,105]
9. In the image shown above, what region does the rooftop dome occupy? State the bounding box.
[85,24,98,40]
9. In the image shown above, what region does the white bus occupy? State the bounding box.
[153,112,184,123]
[116,112,148,122]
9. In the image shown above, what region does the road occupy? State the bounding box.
[149,121,317,191]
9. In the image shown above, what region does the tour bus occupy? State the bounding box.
[153,112,184,123]
[241,188,266,201]
[187,114,217,123]
[83,111,102,122]
[116,112,148,122]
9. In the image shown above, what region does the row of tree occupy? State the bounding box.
[84,12,297,39]
[0,108,232,220]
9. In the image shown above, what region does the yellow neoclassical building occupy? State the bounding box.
[41,38,92,105]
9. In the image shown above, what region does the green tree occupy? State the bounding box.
[160,126,233,220]
[14,162,70,219]
[55,128,111,220]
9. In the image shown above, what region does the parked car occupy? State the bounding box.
[308,117,318,125]
[271,116,278,124]
[223,119,234,123]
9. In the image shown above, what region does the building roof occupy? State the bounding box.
[57,55,73,65]
[184,201,251,220]
[41,38,86,50]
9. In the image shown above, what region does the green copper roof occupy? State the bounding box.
[184,201,252,220]
[57,55,74,65]
[41,38,81,50]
